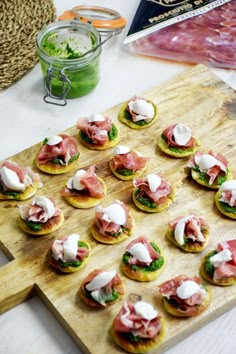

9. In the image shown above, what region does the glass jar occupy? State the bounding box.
[36,20,102,105]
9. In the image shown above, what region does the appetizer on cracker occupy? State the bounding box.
[132,172,175,213]
[158,123,200,157]
[35,134,80,174]
[90,200,134,244]
[188,150,231,189]
[49,233,90,273]
[215,180,236,219]
[166,214,210,252]
[17,195,64,236]
[0,160,42,200]
[200,239,236,286]
[109,145,149,181]
[79,269,124,308]
[61,165,106,208]
[118,95,158,129]
[121,235,164,282]
[111,300,165,353]
[76,113,119,150]
[159,274,211,317]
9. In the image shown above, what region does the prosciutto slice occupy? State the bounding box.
[134,173,171,203]
[127,1,236,69]
[76,115,113,145]
[51,235,89,262]
[211,240,236,281]
[113,301,162,339]
[112,150,148,171]
[162,124,195,148]
[61,165,105,198]
[0,160,41,192]
[159,275,206,315]
[126,235,160,266]
[36,134,79,165]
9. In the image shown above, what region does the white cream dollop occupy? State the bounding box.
[113,145,130,155]
[32,196,55,219]
[85,270,116,291]
[98,202,126,225]
[219,180,236,191]
[88,113,105,123]
[172,124,191,145]
[210,249,232,268]
[0,166,25,191]
[174,215,205,246]
[134,301,158,320]
[176,280,201,299]
[47,135,63,146]
[128,99,154,121]
[195,154,226,172]
[147,173,161,192]
[128,242,152,264]
[67,169,86,191]
[63,233,80,261]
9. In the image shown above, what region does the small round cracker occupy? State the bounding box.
[162,287,211,317]
[132,187,175,213]
[215,190,236,219]
[17,212,64,236]
[49,240,91,273]
[158,135,200,158]
[0,180,40,201]
[35,157,79,175]
[200,252,236,286]
[78,125,120,150]
[63,177,107,208]
[165,225,209,253]
[111,316,165,354]
[118,101,158,130]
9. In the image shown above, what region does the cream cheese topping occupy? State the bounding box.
[47,135,63,146]
[32,196,55,219]
[113,145,130,155]
[63,233,80,261]
[210,249,232,268]
[0,166,26,191]
[98,202,126,225]
[172,124,191,145]
[134,301,158,320]
[176,280,201,299]
[67,169,86,191]
[147,173,161,192]
[128,99,154,121]
[85,270,116,291]
[88,113,105,123]
[128,242,152,263]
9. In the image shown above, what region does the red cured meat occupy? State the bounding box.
[162,124,195,148]
[51,236,89,262]
[76,115,113,145]
[114,301,162,339]
[112,150,149,171]
[127,2,236,68]
[134,174,171,204]
[61,165,105,198]
[126,235,160,266]
[36,134,79,164]
[168,215,209,243]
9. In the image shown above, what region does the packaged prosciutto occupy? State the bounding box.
[124,0,236,69]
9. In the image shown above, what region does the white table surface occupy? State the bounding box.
[0,1,236,353]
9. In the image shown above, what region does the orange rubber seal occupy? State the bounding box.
[58,6,127,32]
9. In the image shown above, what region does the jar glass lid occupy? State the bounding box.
[59,5,127,34]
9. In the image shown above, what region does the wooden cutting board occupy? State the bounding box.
[0,64,236,354]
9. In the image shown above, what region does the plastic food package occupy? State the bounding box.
[124,0,236,69]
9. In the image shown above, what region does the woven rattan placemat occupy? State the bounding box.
[0,0,56,90]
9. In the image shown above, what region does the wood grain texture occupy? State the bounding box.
[0,64,236,354]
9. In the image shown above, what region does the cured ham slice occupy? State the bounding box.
[159,274,209,316]
[125,1,236,69]
[36,134,79,165]
[76,115,112,145]
[112,149,148,171]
